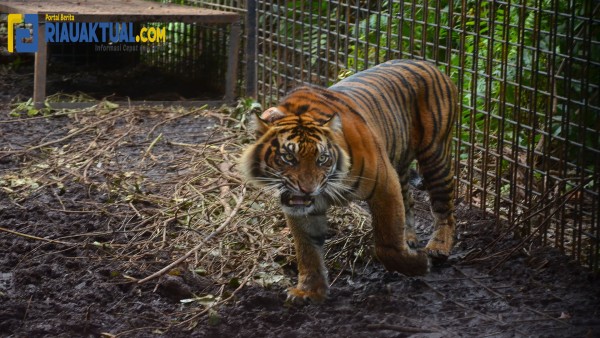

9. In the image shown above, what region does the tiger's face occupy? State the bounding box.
[241,107,350,216]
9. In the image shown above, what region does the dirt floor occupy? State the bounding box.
[1,65,599,338]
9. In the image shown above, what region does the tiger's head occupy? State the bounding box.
[241,105,351,216]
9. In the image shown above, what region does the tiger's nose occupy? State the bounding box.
[298,183,315,195]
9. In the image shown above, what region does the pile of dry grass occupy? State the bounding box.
[0,102,373,315]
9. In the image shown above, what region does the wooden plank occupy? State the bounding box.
[47,100,226,109]
[224,22,241,102]
[33,22,47,108]
[0,0,239,24]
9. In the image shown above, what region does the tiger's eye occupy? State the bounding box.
[317,154,330,165]
[281,153,295,163]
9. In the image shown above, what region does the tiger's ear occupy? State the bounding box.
[253,107,285,136]
[323,113,342,132]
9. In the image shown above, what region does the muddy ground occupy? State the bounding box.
[0,65,599,338]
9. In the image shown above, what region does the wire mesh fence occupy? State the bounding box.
[184,0,252,96]
[224,0,599,270]
[139,20,235,98]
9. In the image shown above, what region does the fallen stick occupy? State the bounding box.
[366,324,439,333]
[177,264,257,329]
[0,226,75,246]
[141,132,163,161]
[2,113,123,154]
[137,187,246,284]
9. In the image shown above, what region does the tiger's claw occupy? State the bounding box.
[286,287,327,304]
[376,245,431,276]
[425,219,455,264]
[425,248,450,265]
[405,227,419,249]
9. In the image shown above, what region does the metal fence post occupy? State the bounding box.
[245,0,257,99]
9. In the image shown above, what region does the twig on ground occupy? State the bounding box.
[453,266,570,327]
[146,107,204,136]
[1,113,124,154]
[141,132,163,161]
[0,226,76,246]
[177,264,258,330]
[365,324,439,333]
[487,178,591,272]
[137,187,246,284]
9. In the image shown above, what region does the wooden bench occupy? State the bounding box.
[1,0,241,108]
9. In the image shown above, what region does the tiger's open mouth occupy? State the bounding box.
[281,191,315,207]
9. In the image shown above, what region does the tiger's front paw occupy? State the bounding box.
[285,272,329,304]
[286,286,327,304]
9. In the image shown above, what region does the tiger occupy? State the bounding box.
[240,59,458,302]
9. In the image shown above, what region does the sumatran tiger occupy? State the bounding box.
[240,59,458,302]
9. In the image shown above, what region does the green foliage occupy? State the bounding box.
[261,0,598,170]
[10,98,50,117]
[9,93,118,118]
[221,97,262,130]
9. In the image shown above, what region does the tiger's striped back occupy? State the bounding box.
[332,59,457,170]
[330,59,458,217]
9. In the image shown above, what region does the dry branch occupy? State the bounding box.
[2,112,124,154]
[365,324,439,334]
[137,187,246,284]
[0,226,76,246]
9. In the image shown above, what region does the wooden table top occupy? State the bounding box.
[0,0,239,23]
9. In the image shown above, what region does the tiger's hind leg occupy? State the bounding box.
[370,159,430,276]
[418,150,456,261]
[398,168,418,248]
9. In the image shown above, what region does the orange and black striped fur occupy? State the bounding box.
[241,59,458,302]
